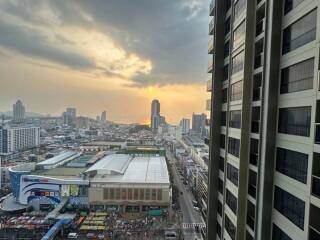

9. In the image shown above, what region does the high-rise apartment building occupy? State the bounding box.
[13,100,25,123]
[0,125,40,154]
[101,111,107,123]
[180,118,191,134]
[207,1,320,240]
[151,99,161,132]
[192,113,207,135]
[62,107,77,127]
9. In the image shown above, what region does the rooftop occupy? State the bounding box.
[36,151,77,166]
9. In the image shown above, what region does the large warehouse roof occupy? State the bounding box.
[88,154,170,184]
[37,151,77,166]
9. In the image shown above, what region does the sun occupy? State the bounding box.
[148,86,153,93]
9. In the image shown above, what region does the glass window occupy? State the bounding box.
[234,0,246,22]
[272,224,293,240]
[232,51,244,75]
[226,189,238,214]
[139,189,144,200]
[217,200,222,216]
[230,81,243,101]
[145,189,151,200]
[282,9,317,54]
[151,189,157,200]
[121,189,127,200]
[276,147,308,183]
[274,186,305,229]
[278,107,311,137]
[220,134,226,149]
[222,88,228,103]
[221,111,227,126]
[281,58,314,94]
[223,64,229,81]
[219,157,225,172]
[229,110,241,128]
[228,137,240,158]
[157,189,162,200]
[103,188,109,200]
[110,188,115,200]
[225,17,231,35]
[217,221,221,238]
[128,189,133,200]
[284,0,304,15]
[226,0,231,13]
[218,178,224,194]
[227,163,239,186]
[115,188,121,200]
[134,189,139,200]
[224,41,230,58]
[233,21,246,50]
[225,215,236,240]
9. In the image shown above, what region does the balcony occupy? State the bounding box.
[209,0,215,16]
[248,184,256,199]
[254,53,264,69]
[250,153,258,166]
[207,79,212,92]
[208,59,213,73]
[312,175,320,198]
[251,120,260,133]
[252,87,261,101]
[209,17,215,35]
[206,99,211,111]
[208,36,214,54]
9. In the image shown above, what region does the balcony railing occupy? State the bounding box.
[209,0,215,16]
[208,36,214,54]
[252,87,261,101]
[309,226,320,240]
[248,184,256,199]
[312,175,320,198]
[207,79,212,92]
[250,153,258,166]
[256,18,265,37]
[251,120,260,133]
[209,17,215,35]
[208,60,213,73]
[247,215,255,231]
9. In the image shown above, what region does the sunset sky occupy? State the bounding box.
[0,0,210,124]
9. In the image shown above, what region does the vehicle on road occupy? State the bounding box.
[193,206,200,211]
[67,233,78,239]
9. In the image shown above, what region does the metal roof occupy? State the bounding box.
[36,151,77,166]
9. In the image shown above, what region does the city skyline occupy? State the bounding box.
[0,0,209,124]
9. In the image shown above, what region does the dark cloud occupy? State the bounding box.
[0,0,209,86]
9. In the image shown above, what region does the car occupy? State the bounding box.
[86,233,96,239]
[97,234,105,240]
[193,206,200,211]
[67,233,78,239]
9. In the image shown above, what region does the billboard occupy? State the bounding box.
[61,185,70,197]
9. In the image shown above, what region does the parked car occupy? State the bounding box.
[67,233,78,239]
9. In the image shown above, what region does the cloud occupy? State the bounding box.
[0,0,209,87]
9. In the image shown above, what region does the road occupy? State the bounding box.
[166,149,204,240]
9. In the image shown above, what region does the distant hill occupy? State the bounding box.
[0,111,44,117]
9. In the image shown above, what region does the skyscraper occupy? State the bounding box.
[13,100,25,123]
[207,1,320,240]
[101,111,107,123]
[63,107,77,127]
[192,113,206,134]
[151,99,161,132]
[180,118,190,134]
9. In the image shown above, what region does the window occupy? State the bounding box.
[229,110,241,128]
[139,189,144,200]
[222,88,228,103]
[145,189,151,200]
[217,222,221,238]
[134,189,139,200]
[225,0,231,13]
[157,189,162,200]
[110,188,115,200]
[278,107,311,137]
[284,0,304,15]
[272,224,292,240]
[115,188,121,200]
[224,41,230,58]
[103,188,109,199]
[218,178,224,194]
[282,10,317,54]
[232,51,244,75]
[219,157,225,172]
[230,81,243,101]
[226,189,238,214]
[220,134,226,149]
[221,111,227,126]
[227,163,239,186]
[276,147,308,183]
[274,186,305,229]
[233,21,245,50]
[217,200,222,216]
[128,189,133,200]
[121,189,127,200]
[151,189,157,200]
[223,65,229,81]
[281,58,314,94]
[225,215,236,240]
[225,17,231,35]
[228,137,240,157]
[234,0,246,22]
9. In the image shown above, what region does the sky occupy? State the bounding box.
[0,0,210,124]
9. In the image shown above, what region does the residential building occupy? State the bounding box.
[151,99,160,132]
[13,100,25,123]
[207,1,320,240]
[180,118,191,134]
[101,111,107,123]
[192,113,207,135]
[62,107,77,127]
[0,125,40,154]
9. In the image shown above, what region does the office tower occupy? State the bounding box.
[101,111,107,123]
[63,107,77,127]
[180,118,191,134]
[151,99,161,132]
[0,125,40,153]
[192,113,207,134]
[66,107,76,120]
[13,100,25,123]
[206,1,320,240]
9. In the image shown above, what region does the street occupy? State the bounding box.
[166,149,204,240]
